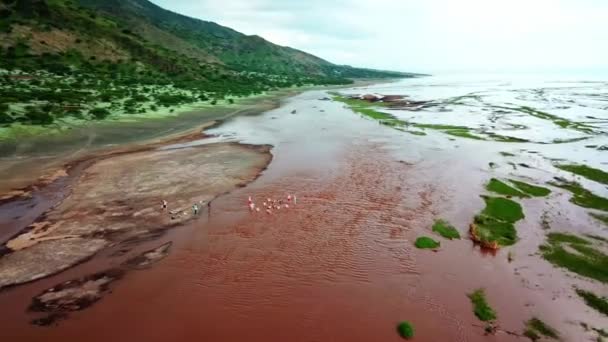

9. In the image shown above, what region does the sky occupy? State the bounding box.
[150,0,608,74]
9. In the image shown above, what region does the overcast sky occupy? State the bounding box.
[151,0,608,74]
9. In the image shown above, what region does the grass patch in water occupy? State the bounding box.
[467,289,497,322]
[547,232,591,245]
[508,179,551,197]
[500,152,516,157]
[552,137,590,144]
[485,132,530,143]
[471,196,524,247]
[555,164,608,186]
[414,236,440,249]
[481,196,525,222]
[548,180,608,212]
[432,219,461,240]
[412,123,487,141]
[515,106,595,134]
[396,321,415,339]
[585,234,608,243]
[486,179,528,197]
[576,289,608,316]
[414,123,470,130]
[540,232,608,283]
[333,96,396,121]
[524,318,559,340]
[445,129,485,140]
[591,213,608,226]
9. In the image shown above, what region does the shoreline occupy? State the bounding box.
[0,137,274,289]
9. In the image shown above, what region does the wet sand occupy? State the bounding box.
[0,84,606,341]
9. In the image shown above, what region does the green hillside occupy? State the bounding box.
[0,0,414,128]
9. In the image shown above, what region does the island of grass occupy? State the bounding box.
[413,123,486,140]
[524,317,559,341]
[590,213,608,227]
[470,196,524,248]
[332,95,428,135]
[508,179,551,197]
[432,219,461,240]
[576,289,608,316]
[499,152,516,157]
[467,288,497,322]
[511,106,595,134]
[414,236,440,249]
[555,164,608,186]
[486,179,528,197]
[548,179,608,212]
[396,321,415,339]
[540,233,608,283]
[486,179,551,198]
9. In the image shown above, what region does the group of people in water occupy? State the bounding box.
[248,194,297,214]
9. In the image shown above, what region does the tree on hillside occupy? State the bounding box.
[89,107,110,120]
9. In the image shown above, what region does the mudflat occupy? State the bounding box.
[0,141,271,289]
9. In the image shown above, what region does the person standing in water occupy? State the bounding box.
[161,200,168,210]
[192,204,199,215]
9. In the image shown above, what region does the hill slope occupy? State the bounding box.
[0,0,415,128]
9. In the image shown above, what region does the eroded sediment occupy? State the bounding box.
[0,141,272,289]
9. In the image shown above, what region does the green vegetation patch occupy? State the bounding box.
[467,289,497,322]
[548,180,608,212]
[514,106,595,134]
[481,196,525,223]
[396,321,415,339]
[445,129,485,140]
[556,164,608,186]
[524,318,559,340]
[486,178,528,198]
[432,219,461,240]
[500,152,516,157]
[414,236,440,249]
[540,233,608,283]
[333,95,407,128]
[412,123,486,141]
[576,289,608,316]
[508,179,551,197]
[585,234,608,243]
[472,196,524,247]
[591,213,608,227]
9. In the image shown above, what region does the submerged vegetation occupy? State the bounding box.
[512,106,595,134]
[508,179,551,197]
[396,321,415,339]
[556,164,608,186]
[591,213,608,227]
[540,233,608,283]
[467,289,497,322]
[471,196,524,247]
[524,318,559,341]
[548,179,608,212]
[576,289,608,316]
[432,220,461,240]
[486,178,528,197]
[486,178,551,198]
[414,236,440,249]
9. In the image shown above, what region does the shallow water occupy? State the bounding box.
[2,75,608,341]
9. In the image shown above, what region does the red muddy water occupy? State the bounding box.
[0,89,600,341]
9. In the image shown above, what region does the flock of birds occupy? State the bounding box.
[248,195,297,214]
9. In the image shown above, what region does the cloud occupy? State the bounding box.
[151,0,608,73]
